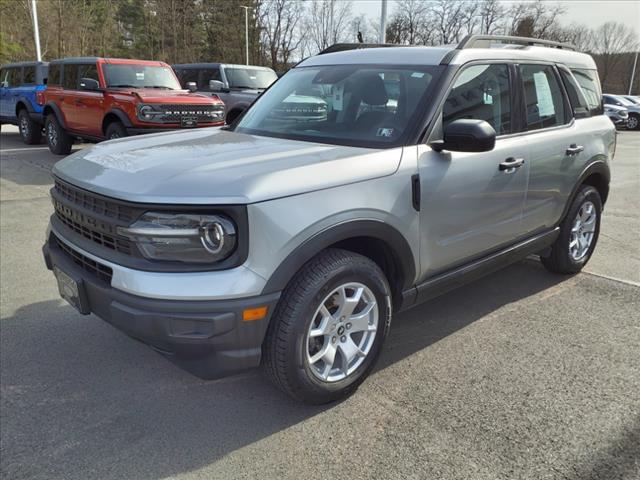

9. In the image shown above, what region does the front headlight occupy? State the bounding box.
[117,212,237,263]
[138,104,163,121]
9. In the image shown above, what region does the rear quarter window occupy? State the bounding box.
[559,68,590,119]
[48,64,62,86]
[23,66,36,85]
[571,68,603,115]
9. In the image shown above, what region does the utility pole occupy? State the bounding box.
[241,6,249,65]
[380,0,388,44]
[31,0,42,61]
[629,51,639,95]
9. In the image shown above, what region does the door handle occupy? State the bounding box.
[566,144,584,156]
[499,157,525,171]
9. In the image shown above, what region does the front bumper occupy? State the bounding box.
[42,233,280,379]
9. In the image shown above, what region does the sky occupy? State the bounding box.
[352,0,640,38]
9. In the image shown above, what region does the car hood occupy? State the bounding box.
[604,104,628,113]
[111,89,216,104]
[53,128,402,204]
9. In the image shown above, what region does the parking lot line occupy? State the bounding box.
[0,147,51,153]
[583,270,640,287]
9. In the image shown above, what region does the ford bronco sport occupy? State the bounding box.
[43,36,614,404]
[0,61,48,144]
[42,57,225,155]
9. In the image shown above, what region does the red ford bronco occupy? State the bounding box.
[42,57,225,154]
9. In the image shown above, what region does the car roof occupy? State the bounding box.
[1,61,49,68]
[173,62,275,71]
[299,36,596,71]
[48,57,168,66]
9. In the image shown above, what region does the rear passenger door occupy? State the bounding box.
[417,63,529,278]
[519,63,590,233]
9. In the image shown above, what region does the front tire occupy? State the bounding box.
[105,121,127,140]
[45,114,73,155]
[627,114,639,131]
[263,249,392,404]
[541,185,602,274]
[18,109,42,145]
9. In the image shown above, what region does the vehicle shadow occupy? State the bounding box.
[0,260,582,480]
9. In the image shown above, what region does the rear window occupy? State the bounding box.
[48,64,62,86]
[2,68,21,87]
[571,69,603,115]
[23,66,36,85]
[63,64,77,89]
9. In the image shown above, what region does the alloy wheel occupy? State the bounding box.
[306,282,378,382]
[628,116,638,130]
[19,116,29,138]
[47,122,58,146]
[570,200,597,261]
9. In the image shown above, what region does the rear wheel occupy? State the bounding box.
[263,249,392,404]
[627,114,639,130]
[105,121,127,140]
[18,109,42,145]
[45,114,73,155]
[541,185,602,274]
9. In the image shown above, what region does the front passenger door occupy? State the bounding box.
[417,63,529,280]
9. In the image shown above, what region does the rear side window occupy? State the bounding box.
[443,63,512,135]
[23,66,36,84]
[521,64,566,131]
[48,64,62,86]
[571,69,602,115]
[559,69,589,119]
[63,64,77,89]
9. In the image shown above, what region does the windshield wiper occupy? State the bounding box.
[231,85,258,90]
[109,84,136,88]
[147,86,174,89]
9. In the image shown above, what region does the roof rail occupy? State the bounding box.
[318,43,401,55]
[457,35,575,51]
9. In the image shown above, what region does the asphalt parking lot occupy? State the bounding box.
[1,125,639,480]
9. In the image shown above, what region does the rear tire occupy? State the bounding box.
[45,114,73,155]
[541,185,602,274]
[105,121,127,140]
[18,109,42,145]
[627,114,639,131]
[263,248,392,404]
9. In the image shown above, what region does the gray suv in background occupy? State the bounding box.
[43,36,614,404]
[173,63,277,124]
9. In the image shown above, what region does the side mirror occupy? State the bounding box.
[79,78,100,91]
[186,81,197,92]
[431,119,496,153]
[209,80,224,92]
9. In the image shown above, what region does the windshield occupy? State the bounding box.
[103,64,181,90]
[225,67,277,89]
[235,65,442,148]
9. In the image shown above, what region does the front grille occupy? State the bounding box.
[54,235,113,283]
[54,180,135,222]
[154,104,224,123]
[52,179,135,256]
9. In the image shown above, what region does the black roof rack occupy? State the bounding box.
[318,43,403,55]
[457,35,575,51]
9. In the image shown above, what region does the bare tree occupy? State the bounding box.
[388,0,429,45]
[260,0,303,70]
[508,0,565,39]
[428,0,476,45]
[305,0,352,53]
[478,0,504,35]
[591,21,639,84]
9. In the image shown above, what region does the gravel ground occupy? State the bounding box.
[1,126,639,480]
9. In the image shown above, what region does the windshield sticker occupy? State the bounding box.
[376,127,394,138]
[136,72,145,80]
[411,72,425,78]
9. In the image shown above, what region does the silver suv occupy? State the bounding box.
[43,36,614,404]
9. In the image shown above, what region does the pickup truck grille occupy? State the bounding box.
[52,180,134,256]
[154,104,224,123]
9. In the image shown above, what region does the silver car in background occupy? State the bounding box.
[603,93,640,130]
[604,103,629,129]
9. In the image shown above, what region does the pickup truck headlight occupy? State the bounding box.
[117,212,237,263]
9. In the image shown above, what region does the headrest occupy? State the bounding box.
[359,74,389,106]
